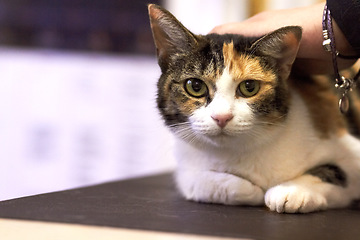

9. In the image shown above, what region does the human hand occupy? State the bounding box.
[211,3,357,75]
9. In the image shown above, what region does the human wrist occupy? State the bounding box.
[295,3,326,59]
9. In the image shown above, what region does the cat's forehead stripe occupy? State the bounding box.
[222,42,275,83]
[221,41,289,122]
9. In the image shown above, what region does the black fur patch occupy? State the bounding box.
[307,164,347,187]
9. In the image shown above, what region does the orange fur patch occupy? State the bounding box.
[223,42,275,83]
[222,42,278,104]
[290,75,347,138]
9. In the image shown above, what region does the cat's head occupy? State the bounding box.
[148,4,302,148]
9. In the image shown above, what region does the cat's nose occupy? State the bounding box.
[211,113,233,128]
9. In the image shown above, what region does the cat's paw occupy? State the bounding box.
[178,171,265,206]
[220,176,265,205]
[265,184,327,213]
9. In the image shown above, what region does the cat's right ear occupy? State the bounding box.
[250,26,302,81]
[148,4,198,70]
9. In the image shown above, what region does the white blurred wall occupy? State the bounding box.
[165,0,320,34]
[165,0,249,34]
[269,0,319,9]
[0,48,175,200]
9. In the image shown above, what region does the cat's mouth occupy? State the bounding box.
[183,119,256,146]
[204,128,244,140]
[197,123,253,138]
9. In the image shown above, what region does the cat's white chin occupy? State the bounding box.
[195,130,252,149]
[206,134,239,148]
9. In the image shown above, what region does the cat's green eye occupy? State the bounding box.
[237,80,260,98]
[184,78,208,98]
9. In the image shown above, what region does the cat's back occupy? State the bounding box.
[290,61,360,138]
[342,61,360,136]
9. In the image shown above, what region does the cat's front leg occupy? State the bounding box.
[175,169,265,206]
[265,174,350,213]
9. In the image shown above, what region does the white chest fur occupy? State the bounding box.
[173,92,354,190]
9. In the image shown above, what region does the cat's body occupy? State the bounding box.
[148,4,360,213]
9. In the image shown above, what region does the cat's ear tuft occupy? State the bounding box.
[148,4,198,70]
[250,26,302,80]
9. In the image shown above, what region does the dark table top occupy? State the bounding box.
[1,173,360,240]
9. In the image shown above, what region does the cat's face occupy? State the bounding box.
[149,4,302,148]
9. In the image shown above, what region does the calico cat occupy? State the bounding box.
[148,4,360,213]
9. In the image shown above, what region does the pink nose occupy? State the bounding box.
[211,113,233,128]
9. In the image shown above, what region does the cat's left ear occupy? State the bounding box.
[250,26,302,80]
[148,4,198,71]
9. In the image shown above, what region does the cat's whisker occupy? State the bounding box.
[170,123,192,132]
[168,122,192,128]
[169,123,203,144]
[249,129,266,138]
[174,129,193,139]
[255,121,284,128]
[254,115,287,128]
[170,124,191,131]
[182,132,201,145]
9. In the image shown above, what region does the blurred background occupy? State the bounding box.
[0,0,321,200]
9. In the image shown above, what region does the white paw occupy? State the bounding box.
[265,184,328,213]
[222,177,265,205]
[178,171,265,206]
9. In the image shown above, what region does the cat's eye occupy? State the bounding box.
[184,78,208,98]
[237,80,260,98]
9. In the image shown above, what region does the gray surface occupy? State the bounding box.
[1,173,360,240]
